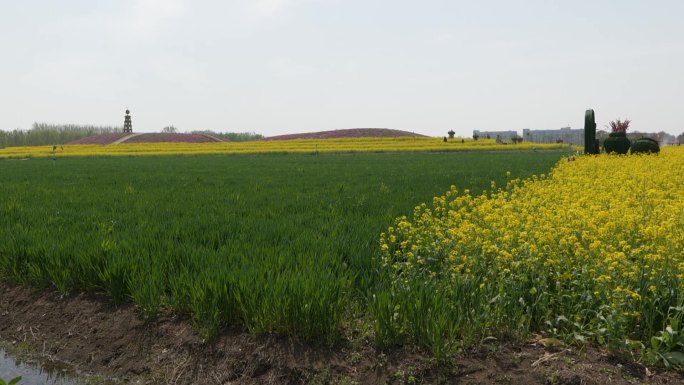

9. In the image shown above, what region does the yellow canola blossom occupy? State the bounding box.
[0,137,567,159]
[381,147,684,344]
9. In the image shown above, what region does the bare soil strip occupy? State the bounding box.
[0,282,681,385]
[196,133,228,142]
[110,133,145,145]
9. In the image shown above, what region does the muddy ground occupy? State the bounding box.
[1,281,682,385]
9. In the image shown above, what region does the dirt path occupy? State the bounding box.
[109,133,145,145]
[0,281,681,385]
[199,134,228,142]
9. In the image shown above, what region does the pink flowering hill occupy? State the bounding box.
[68,133,226,145]
[266,128,427,140]
[121,133,225,143]
[69,128,426,145]
[68,133,132,145]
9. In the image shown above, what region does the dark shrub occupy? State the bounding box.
[603,132,631,154]
[630,138,660,154]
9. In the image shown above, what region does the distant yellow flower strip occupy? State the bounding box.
[376,147,684,362]
[0,137,567,158]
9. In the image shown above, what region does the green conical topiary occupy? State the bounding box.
[584,110,597,154]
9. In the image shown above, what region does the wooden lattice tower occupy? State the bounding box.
[123,109,133,133]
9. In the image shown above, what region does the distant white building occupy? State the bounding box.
[471,127,584,145]
[473,130,517,142]
[523,127,583,145]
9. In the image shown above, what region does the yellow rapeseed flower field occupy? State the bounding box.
[379,147,684,362]
[0,137,567,159]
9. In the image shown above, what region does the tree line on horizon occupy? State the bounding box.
[163,125,264,141]
[0,124,264,147]
[597,129,684,146]
[189,130,264,142]
[2,123,681,148]
[0,123,122,147]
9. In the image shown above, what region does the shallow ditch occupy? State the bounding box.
[0,348,77,385]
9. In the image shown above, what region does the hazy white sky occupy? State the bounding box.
[1,0,682,137]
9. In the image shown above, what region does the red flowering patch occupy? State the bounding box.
[607,119,631,134]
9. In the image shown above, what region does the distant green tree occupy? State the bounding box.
[0,123,122,147]
[190,130,264,142]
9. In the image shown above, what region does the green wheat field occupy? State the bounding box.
[0,151,564,346]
